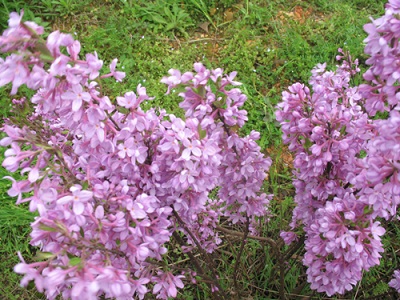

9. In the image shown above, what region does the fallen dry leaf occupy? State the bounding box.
[198,21,210,33]
[210,7,217,16]
[277,6,313,24]
[224,9,234,22]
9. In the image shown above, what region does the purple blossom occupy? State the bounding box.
[181,138,202,160]
[117,91,139,109]
[0,13,274,299]
[85,52,103,79]
[0,54,29,94]
[390,270,400,293]
[47,31,74,57]
[280,231,298,245]
[153,272,185,298]
[161,69,193,94]
[109,59,125,82]
[3,176,31,203]
[62,84,91,111]
[57,185,93,215]
[14,252,45,292]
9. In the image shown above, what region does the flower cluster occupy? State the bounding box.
[276,54,370,228]
[277,0,400,296]
[359,0,400,116]
[0,11,272,299]
[276,54,385,295]
[355,0,400,291]
[160,63,272,240]
[304,193,385,296]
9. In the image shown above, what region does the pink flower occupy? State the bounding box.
[46,31,74,57]
[0,54,29,94]
[161,69,193,94]
[85,52,103,79]
[57,185,93,215]
[109,59,125,82]
[117,91,138,109]
[280,231,298,245]
[181,138,202,160]
[370,222,385,240]
[14,252,45,292]
[153,272,185,298]
[131,278,149,299]
[8,11,23,27]
[389,270,400,292]
[62,84,91,111]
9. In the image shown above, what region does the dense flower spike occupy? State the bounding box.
[360,0,400,115]
[0,12,272,299]
[276,54,383,295]
[276,55,369,229]
[277,0,400,296]
[356,0,400,290]
[303,194,385,296]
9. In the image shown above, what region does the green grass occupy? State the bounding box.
[0,165,44,299]
[0,0,396,299]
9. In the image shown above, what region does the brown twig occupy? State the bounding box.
[232,216,250,299]
[172,231,206,278]
[283,233,306,261]
[172,209,227,299]
[279,250,285,300]
[215,225,277,248]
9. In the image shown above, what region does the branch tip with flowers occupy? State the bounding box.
[0,10,272,300]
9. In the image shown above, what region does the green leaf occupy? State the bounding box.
[117,106,129,114]
[39,224,58,232]
[340,125,347,136]
[195,86,206,98]
[213,99,224,109]
[172,4,179,15]
[198,123,206,140]
[152,15,168,24]
[363,205,373,215]
[35,40,54,61]
[69,257,81,266]
[35,251,55,260]
[165,22,176,31]
[79,227,85,238]
[303,137,313,151]
[39,53,55,63]
[164,6,173,19]
[81,181,89,190]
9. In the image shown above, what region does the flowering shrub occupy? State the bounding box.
[3,0,400,298]
[276,0,400,296]
[0,11,272,300]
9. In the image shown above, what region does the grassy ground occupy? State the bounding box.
[0,0,396,299]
